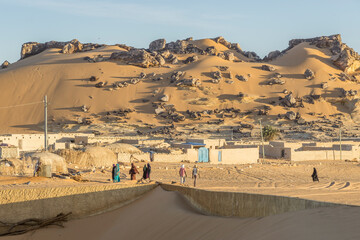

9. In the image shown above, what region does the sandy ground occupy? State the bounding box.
[2,160,360,205]
[2,160,360,239]
[3,187,360,240]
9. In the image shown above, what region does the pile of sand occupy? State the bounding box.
[58,147,117,168]
[106,143,142,154]
[30,152,68,173]
[0,158,34,176]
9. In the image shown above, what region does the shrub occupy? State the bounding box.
[262,125,279,141]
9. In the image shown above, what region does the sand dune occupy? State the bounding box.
[3,187,360,240]
[0,37,358,133]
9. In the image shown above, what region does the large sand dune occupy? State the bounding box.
[0,37,359,134]
[4,187,360,240]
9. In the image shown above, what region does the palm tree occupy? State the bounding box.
[262,125,279,141]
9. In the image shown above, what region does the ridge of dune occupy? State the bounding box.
[4,187,360,240]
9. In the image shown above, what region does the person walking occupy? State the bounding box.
[192,165,200,187]
[129,163,139,180]
[146,163,151,181]
[142,164,148,181]
[311,167,319,182]
[179,164,187,184]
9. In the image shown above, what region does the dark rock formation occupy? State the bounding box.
[20,39,103,59]
[1,60,9,69]
[304,69,315,80]
[283,93,296,107]
[236,75,248,82]
[261,65,276,72]
[110,49,160,68]
[286,111,296,120]
[266,34,360,73]
[149,39,166,51]
[183,55,198,64]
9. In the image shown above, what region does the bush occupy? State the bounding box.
[262,125,279,141]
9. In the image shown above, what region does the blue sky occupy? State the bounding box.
[1,0,359,63]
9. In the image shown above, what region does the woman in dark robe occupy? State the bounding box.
[311,167,319,182]
[142,164,148,180]
[129,163,139,180]
[112,164,116,183]
[146,163,151,180]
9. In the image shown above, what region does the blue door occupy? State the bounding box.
[198,147,209,163]
[218,151,222,162]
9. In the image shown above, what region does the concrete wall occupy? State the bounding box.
[209,148,259,164]
[0,133,93,151]
[262,145,292,159]
[160,184,351,218]
[117,153,191,163]
[290,149,360,161]
[0,183,157,222]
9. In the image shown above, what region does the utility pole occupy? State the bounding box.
[44,95,48,151]
[339,127,342,161]
[260,119,265,163]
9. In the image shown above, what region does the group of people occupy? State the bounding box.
[179,164,200,187]
[113,163,318,186]
[112,162,152,183]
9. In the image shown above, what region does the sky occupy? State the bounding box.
[0,0,360,63]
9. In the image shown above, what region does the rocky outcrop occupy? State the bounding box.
[149,39,166,51]
[165,39,189,54]
[283,93,296,107]
[304,69,315,80]
[224,52,234,61]
[159,95,169,102]
[236,75,248,82]
[266,34,360,73]
[332,47,360,74]
[261,65,276,72]
[110,49,161,68]
[242,51,261,61]
[176,78,201,87]
[285,111,296,120]
[62,39,83,54]
[183,55,198,64]
[20,39,103,59]
[1,60,9,69]
[264,50,281,61]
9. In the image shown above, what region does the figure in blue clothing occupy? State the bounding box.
[112,163,121,183]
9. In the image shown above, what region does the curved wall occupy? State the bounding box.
[0,183,157,222]
[160,184,354,217]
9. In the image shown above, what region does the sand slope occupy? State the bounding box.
[0,39,358,133]
[4,187,360,240]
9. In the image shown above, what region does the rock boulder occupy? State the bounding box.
[149,39,166,51]
[110,49,160,68]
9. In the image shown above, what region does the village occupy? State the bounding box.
[1,131,359,178]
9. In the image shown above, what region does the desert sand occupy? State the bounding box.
[3,187,360,240]
[2,160,360,239]
[0,36,359,141]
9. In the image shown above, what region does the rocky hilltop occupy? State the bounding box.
[0,34,359,140]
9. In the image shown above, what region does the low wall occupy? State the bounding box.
[160,184,350,217]
[290,149,359,161]
[209,148,259,164]
[0,183,157,222]
[117,153,190,163]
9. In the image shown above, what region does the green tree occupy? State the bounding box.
[262,125,279,141]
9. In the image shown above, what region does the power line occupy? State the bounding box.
[0,101,43,109]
